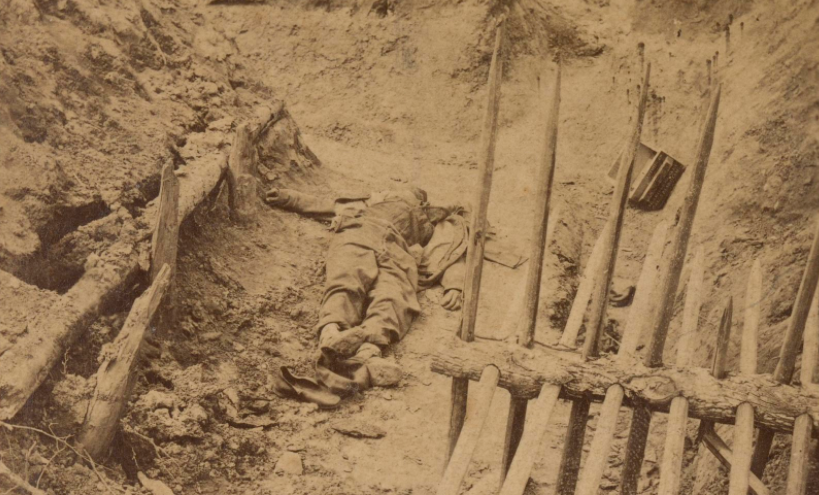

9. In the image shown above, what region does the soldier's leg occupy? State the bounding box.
[317,239,378,332]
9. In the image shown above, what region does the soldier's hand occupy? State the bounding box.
[441,289,463,311]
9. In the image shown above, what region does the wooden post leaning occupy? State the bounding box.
[448,18,505,460]
[752,217,819,476]
[228,123,258,224]
[498,64,562,490]
[656,246,703,495]
[728,260,761,495]
[77,264,172,460]
[620,84,722,495]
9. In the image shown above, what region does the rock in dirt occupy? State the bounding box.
[366,357,403,387]
[330,418,386,439]
[275,451,303,475]
[138,472,175,495]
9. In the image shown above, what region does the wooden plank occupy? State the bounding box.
[753,217,819,476]
[438,366,501,495]
[728,261,761,495]
[498,384,561,495]
[449,19,504,460]
[499,63,562,486]
[77,265,172,460]
[657,247,704,495]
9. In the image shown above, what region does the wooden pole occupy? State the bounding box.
[570,62,651,495]
[77,264,172,460]
[499,64,562,486]
[620,84,722,495]
[657,247,703,495]
[498,384,561,495]
[448,19,504,460]
[728,261,761,495]
[150,161,180,281]
[752,217,819,476]
[438,366,501,495]
[700,429,770,495]
[786,285,819,495]
[555,399,590,495]
[228,123,258,224]
[559,225,607,347]
[620,220,669,357]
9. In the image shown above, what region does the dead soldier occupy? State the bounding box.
[266,186,468,407]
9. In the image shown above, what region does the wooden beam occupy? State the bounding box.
[429,336,819,434]
[0,153,227,421]
[438,366,500,495]
[499,63,561,487]
[77,265,172,460]
[657,247,703,495]
[449,19,504,460]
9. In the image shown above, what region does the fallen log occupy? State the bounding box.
[0,153,227,421]
[430,338,819,434]
[77,264,171,460]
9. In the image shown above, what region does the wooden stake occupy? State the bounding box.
[728,261,761,495]
[752,217,819,475]
[559,62,651,493]
[77,265,172,460]
[498,384,561,495]
[438,366,500,495]
[620,220,669,358]
[644,85,722,367]
[151,161,180,281]
[786,285,819,495]
[657,247,704,495]
[499,64,562,486]
[448,19,504,460]
[575,385,626,495]
[228,123,258,224]
[700,429,769,495]
[559,225,607,347]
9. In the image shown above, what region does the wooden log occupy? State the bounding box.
[700,429,769,495]
[753,218,819,475]
[573,62,651,495]
[0,153,227,421]
[620,220,669,357]
[438,366,500,495]
[228,123,258,224]
[657,247,703,495]
[77,265,172,460]
[499,63,561,486]
[728,261,761,495]
[430,335,819,434]
[786,286,819,494]
[644,84,721,367]
[498,384,561,495]
[559,225,607,347]
[449,19,504,460]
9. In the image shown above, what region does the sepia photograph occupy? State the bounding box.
[1,0,818,494]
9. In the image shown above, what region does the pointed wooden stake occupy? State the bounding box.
[786,284,819,495]
[728,261,761,495]
[620,84,722,495]
[499,64,562,486]
[657,247,704,495]
[560,226,608,347]
[438,366,500,495]
[700,429,769,495]
[752,216,819,476]
[448,19,505,461]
